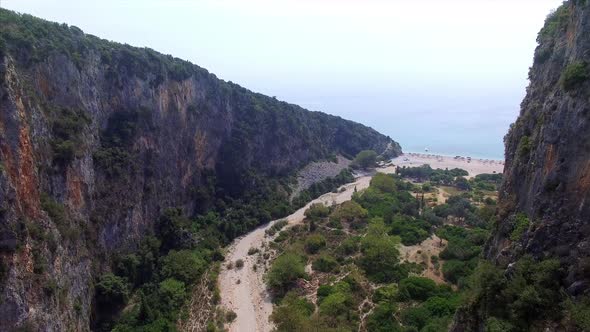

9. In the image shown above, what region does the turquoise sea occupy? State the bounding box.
[285,77,524,161]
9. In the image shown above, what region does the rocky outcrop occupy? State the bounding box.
[0,10,400,331]
[452,1,590,330]
[487,0,590,295]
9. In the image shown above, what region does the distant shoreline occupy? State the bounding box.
[402,151,505,162]
[402,150,504,160]
[391,152,504,178]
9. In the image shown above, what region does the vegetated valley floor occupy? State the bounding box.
[211,155,501,332]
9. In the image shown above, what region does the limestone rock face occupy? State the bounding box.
[452,1,590,330]
[0,10,400,330]
[487,0,590,292]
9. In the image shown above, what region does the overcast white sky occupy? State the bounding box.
[3,0,564,158]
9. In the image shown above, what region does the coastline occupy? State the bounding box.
[391,152,504,178]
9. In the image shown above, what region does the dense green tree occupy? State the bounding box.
[389,214,430,245]
[359,219,402,282]
[401,305,432,329]
[372,284,398,304]
[424,296,459,316]
[158,278,187,315]
[370,173,396,193]
[330,201,368,227]
[351,150,378,169]
[159,250,206,284]
[366,303,401,332]
[266,253,306,296]
[312,255,339,273]
[442,259,473,284]
[157,208,195,251]
[304,234,327,254]
[304,203,330,220]
[398,276,438,301]
[96,273,129,306]
[270,292,314,331]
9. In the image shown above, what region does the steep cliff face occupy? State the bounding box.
[488,0,590,294]
[452,1,590,330]
[0,10,400,331]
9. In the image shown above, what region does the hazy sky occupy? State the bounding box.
[3,0,563,159]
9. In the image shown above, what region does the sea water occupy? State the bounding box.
[288,78,523,161]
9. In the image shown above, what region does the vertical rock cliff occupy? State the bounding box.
[453,1,590,330]
[0,10,400,331]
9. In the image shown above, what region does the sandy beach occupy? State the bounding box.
[391,153,504,178]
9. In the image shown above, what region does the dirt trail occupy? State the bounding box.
[218,168,395,332]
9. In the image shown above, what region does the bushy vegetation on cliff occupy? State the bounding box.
[94,209,223,331]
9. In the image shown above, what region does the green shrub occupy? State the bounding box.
[114,254,140,286]
[469,256,563,329]
[329,200,368,226]
[569,297,590,330]
[94,110,140,176]
[49,107,91,165]
[485,317,515,332]
[225,309,237,322]
[312,255,339,273]
[424,296,459,317]
[40,193,67,225]
[95,273,129,306]
[401,305,431,329]
[538,4,570,40]
[266,219,288,236]
[304,203,330,220]
[371,173,396,193]
[159,250,206,284]
[317,284,334,302]
[304,234,326,254]
[360,219,402,282]
[270,292,314,331]
[372,284,398,304]
[561,62,589,91]
[442,259,472,284]
[517,136,531,158]
[235,259,244,269]
[421,317,452,332]
[510,213,530,241]
[338,236,360,256]
[266,253,306,296]
[157,208,194,251]
[366,302,401,332]
[389,215,430,245]
[274,231,289,243]
[318,287,351,317]
[93,147,135,177]
[397,276,437,301]
[158,278,187,313]
[351,150,377,169]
